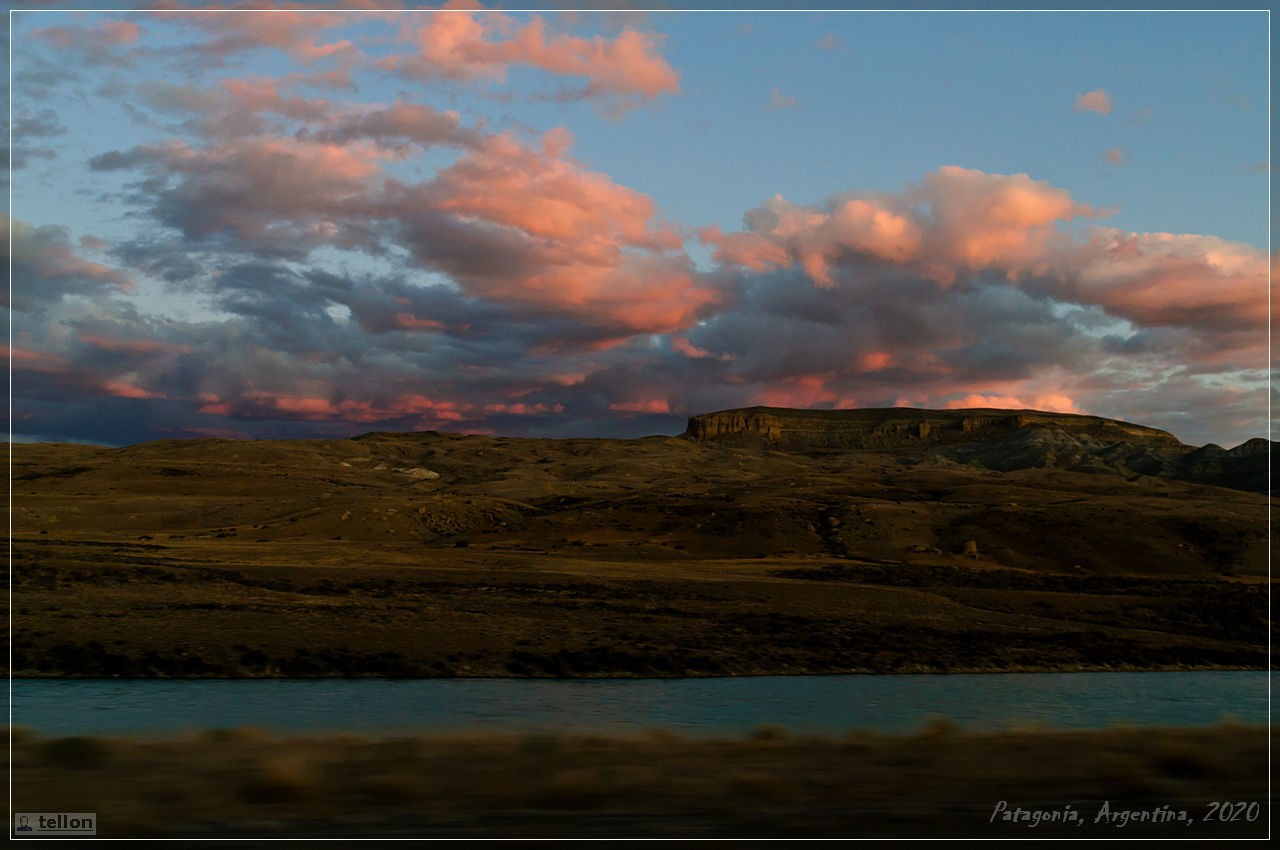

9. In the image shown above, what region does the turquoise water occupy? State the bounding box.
[9,671,1267,737]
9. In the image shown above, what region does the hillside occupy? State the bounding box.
[11,406,1273,677]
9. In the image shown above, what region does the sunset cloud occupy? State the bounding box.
[8,10,1266,449]
[1073,88,1112,116]
[1103,147,1127,166]
[380,2,679,111]
[707,166,1102,286]
[702,193,922,285]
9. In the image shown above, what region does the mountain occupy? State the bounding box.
[684,406,1274,494]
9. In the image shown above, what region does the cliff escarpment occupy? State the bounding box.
[684,406,1271,494]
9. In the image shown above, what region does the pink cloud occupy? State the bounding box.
[417,130,718,334]
[33,19,143,48]
[1056,228,1268,330]
[859,351,893,371]
[102,21,143,43]
[703,194,921,286]
[101,379,163,399]
[914,166,1102,279]
[177,9,359,64]
[485,402,564,415]
[671,335,731,360]
[78,333,193,356]
[709,167,1106,285]
[941,393,1083,414]
[609,399,670,414]
[392,313,445,331]
[1074,89,1112,116]
[383,2,679,110]
[198,390,468,424]
[5,346,66,370]
[698,225,791,272]
[432,128,678,251]
[708,166,1264,342]
[219,77,330,122]
[753,375,836,408]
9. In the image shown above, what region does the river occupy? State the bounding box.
[9,670,1267,737]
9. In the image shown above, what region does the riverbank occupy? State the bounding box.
[13,723,1269,838]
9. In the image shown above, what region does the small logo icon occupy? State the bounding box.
[15,816,31,832]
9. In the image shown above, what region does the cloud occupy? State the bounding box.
[940,393,1082,414]
[4,215,135,312]
[1126,107,1155,126]
[305,99,481,151]
[90,135,388,251]
[166,9,360,66]
[426,128,677,251]
[817,34,839,51]
[379,2,679,112]
[705,166,1103,286]
[765,88,797,111]
[9,7,1266,449]
[31,17,145,67]
[1103,147,1127,166]
[1073,88,1112,116]
[1048,228,1268,332]
[13,108,68,138]
[384,128,719,336]
[702,194,922,285]
[912,166,1104,279]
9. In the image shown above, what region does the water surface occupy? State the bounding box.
[10,671,1266,737]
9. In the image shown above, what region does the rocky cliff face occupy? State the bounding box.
[683,406,1272,493]
[684,406,1180,450]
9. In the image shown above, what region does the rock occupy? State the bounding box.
[682,405,1186,459]
[400,468,440,480]
[961,540,979,557]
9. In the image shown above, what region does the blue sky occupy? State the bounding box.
[5,3,1272,447]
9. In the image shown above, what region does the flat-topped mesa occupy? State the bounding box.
[683,406,1183,452]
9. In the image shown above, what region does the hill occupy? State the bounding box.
[11,406,1273,677]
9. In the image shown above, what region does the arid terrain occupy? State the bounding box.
[11,406,1273,677]
[12,723,1270,838]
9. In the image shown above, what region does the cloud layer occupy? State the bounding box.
[8,7,1269,448]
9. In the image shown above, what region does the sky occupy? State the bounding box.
[5,2,1272,448]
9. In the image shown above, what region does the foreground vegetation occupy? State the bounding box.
[14,723,1268,838]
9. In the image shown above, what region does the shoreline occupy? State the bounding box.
[10,662,1272,680]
